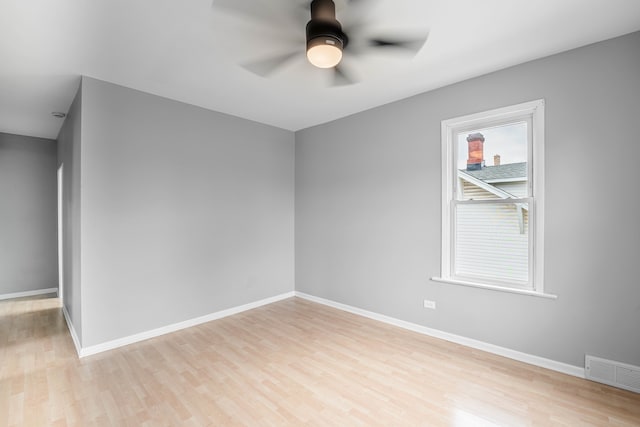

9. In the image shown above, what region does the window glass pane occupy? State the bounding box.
[454,202,529,286]
[456,122,528,201]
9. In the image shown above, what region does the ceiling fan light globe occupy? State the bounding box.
[307,39,343,68]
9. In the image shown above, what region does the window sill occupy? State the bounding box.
[430,277,557,299]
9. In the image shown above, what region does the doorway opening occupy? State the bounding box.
[57,164,64,306]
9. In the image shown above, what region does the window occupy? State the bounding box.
[435,100,550,297]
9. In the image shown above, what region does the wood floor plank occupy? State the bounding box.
[1,294,639,426]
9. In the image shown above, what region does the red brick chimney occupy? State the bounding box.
[466,133,484,171]
[494,154,501,166]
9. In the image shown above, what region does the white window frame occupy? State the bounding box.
[432,99,555,299]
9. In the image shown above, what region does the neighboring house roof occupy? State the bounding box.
[458,170,517,199]
[462,162,526,182]
[458,161,529,212]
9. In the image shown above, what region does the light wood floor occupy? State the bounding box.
[1,295,639,426]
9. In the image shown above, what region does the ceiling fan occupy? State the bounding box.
[211,0,429,86]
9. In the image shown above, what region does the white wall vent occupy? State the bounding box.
[585,355,640,394]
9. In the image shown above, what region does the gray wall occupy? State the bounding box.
[79,77,295,347]
[0,132,57,295]
[295,31,640,367]
[56,83,83,342]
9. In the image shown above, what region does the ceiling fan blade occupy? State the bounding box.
[338,0,379,29]
[346,0,377,5]
[368,34,429,55]
[332,63,358,87]
[242,51,301,77]
[212,0,300,27]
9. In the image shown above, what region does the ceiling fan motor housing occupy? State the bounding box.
[306,21,345,51]
[306,0,348,54]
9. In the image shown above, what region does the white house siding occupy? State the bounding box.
[494,181,528,198]
[455,202,529,284]
[460,180,498,200]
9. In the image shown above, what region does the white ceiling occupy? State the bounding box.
[1,0,640,140]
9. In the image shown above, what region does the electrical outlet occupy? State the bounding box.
[423,299,436,309]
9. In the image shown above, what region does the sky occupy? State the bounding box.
[456,121,528,169]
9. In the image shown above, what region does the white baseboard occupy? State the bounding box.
[62,289,584,379]
[0,287,58,301]
[295,291,585,379]
[77,291,296,358]
[62,305,82,356]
